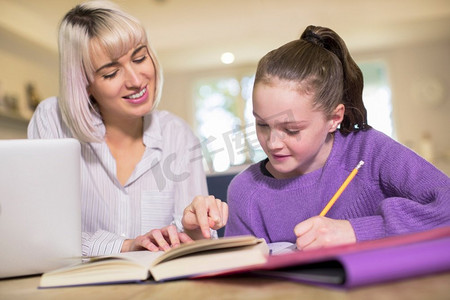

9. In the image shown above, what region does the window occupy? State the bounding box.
[359,61,394,138]
[194,75,264,173]
[194,62,393,173]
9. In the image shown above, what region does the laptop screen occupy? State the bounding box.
[0,138,82,278]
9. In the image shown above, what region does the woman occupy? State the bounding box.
[28,0,227,256]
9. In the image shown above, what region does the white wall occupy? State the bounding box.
[353,39,450,174]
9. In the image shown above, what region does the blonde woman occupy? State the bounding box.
[28,1,227,256]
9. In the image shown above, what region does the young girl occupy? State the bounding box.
[28,1,227,256]
[224,25,450,250]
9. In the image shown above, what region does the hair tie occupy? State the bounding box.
[302,31,325,48]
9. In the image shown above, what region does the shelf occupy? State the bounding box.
[0,112,29,130]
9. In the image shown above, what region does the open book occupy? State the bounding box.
[39,235,268,288]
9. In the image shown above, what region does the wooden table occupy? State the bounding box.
[1,272,449,300]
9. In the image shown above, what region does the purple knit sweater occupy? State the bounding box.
[224,129,450,243]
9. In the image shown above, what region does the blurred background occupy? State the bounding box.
[0,0,449,175]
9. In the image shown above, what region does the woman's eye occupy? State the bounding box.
[103,71,118,79]
[133,55,147,64]
[256,123,268,128]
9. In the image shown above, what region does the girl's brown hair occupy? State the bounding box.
[255,25,369,134]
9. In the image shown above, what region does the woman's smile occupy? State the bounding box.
[123,86,148,105]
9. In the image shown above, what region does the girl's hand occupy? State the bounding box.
[182,195,228,239]
[121,224,193,252]
[293,216,356,250]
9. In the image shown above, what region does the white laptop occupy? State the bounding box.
[0,138,82,278]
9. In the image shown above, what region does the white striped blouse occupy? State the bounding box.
[28,97,209,256]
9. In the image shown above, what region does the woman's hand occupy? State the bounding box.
[182,195,228,239]
[294,216,356,250]
[121,224,193,252]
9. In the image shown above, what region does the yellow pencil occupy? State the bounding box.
[319,160,364,217]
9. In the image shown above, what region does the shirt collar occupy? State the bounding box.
[142,112,163,150]
[91,110,163,151]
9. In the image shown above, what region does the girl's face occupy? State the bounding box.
[252,79,343,179]
[87,44,156,124]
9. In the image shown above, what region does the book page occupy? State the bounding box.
[150,242,269,281]
[107,251,165,269]
[152,235,260,265]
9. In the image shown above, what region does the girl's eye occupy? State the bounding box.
[285,129,300,135]
[103,70,118,79]
[256,123,268,128]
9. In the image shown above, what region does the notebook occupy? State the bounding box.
[0,138,82,278]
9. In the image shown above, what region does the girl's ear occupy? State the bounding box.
[329,104,345,132]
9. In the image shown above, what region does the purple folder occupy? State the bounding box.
[251,227,450,288]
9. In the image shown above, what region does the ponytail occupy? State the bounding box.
[300,25,369,133]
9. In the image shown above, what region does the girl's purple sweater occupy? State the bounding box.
[225,129,450,242]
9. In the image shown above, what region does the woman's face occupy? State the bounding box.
[252,79,342,179]
[87,44,156,124]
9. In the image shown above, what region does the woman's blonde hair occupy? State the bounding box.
[58,0,163,142]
